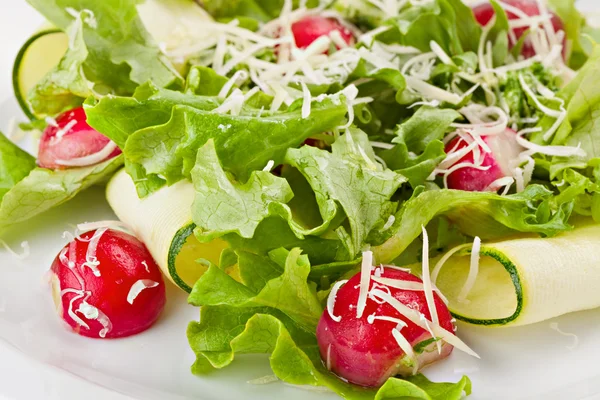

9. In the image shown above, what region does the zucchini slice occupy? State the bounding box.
[13,28,68,120]
[419,223,600,327]
[106,169,227,292]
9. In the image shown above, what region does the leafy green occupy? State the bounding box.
[191,140,303,242]
[85,82,221,148]
[26,0,182,115]
[28,17,91,117]
[557,45,600,157]
[87,83,348,194]
[189,248,322,330]
[0,156,123,230]
[373,185,573,263]
[0,133,36,201]
[202,0,317,22]
[548,0,588,69]
[187,248,471,399]
[286,129,407,257]
[382,0,482,55]
[379,107,460,187]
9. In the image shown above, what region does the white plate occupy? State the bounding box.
[1,1,600,400]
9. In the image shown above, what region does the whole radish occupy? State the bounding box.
[317,267,457,387]
[50,228,166,339]
[472,0,564,59]
[38,107,121,169]
[444,129,522,192]
[291,15,354,51]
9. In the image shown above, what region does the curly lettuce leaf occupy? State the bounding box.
[187,248,471,399]
[85,82,221,148]
[0,155,123,230]
[87,82,347,193]
[0,133,36,201]
[379,107,460,187]
[373,185,573,263]
[189,248,322,330]
[26,0,182,116]
[286,129,407,257]
[381,0,482,55]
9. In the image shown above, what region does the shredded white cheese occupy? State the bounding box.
[55,141,118,167]
[392,327,419,375]
[356,251,373,318]
[457,237,481,303]
[127,279,160,305]
[326,280,348,323]
[370,288,480,358]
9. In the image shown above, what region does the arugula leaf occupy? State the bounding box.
[26,0,182,113]
[373,185,573,263]
[0,133,36,201]
[0,155,123,230]
[28,17,91,116]
[286,129,407,257]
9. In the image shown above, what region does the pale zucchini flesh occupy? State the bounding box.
[419,223,600,327]
[106,169,227,292]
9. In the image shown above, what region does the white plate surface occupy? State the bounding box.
[1,1,600,399]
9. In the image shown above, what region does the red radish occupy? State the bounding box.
[291,15,354,51]
[444,129,522,192]
[472,0,564,59]
[50,228,166,339]
[317,267,455,387]
[38,107,121,170]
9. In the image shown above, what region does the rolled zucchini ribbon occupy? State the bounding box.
[424,224,600,327]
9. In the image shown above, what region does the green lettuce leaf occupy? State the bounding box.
[379,107,460,187]
[188,247,471,399]
[28,17,91,117]
[548,0,589,69]
[87,83,348,194]
[373,185,573,263]
[285,128,407,257]
[189,248,322,331]
[0,155,123,230]
[202,0,317,22]
[26,0,182,115]
[0,133,36,201]
[381,0,482,55]
[85,82,221,148]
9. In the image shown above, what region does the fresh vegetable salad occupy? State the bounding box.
[2,0,600,398]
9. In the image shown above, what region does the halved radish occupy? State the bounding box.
[291,15,354,51]
[444,129,522,192]
[38,107,121,169]
[472,0,564,59]
[50,228,166,339]
[316,267,455,387]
